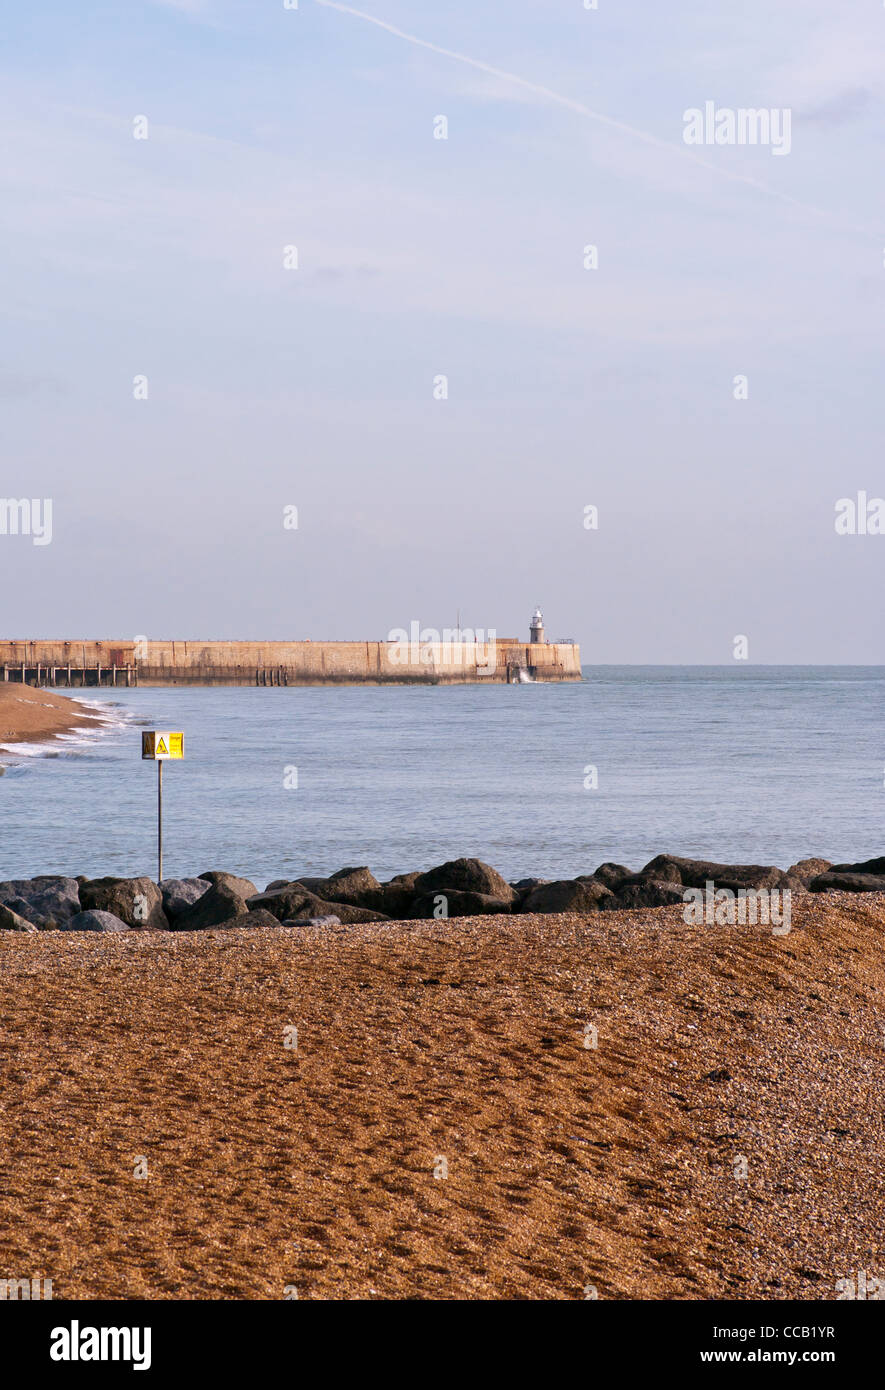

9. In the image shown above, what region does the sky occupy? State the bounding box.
[1,0,883,661]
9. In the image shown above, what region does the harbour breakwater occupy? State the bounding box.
[2,854,883,933]
[0,638,582,687]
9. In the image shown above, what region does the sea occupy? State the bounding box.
[0,667,881,889]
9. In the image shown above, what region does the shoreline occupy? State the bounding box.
[0,684,111,749]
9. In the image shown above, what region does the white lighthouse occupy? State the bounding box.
[530,606,545,644]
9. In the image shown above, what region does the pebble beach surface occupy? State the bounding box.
[1,891,883,1299]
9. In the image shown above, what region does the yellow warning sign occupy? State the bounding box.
[142,730,185,760]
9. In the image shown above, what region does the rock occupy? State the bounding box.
[0,875,81,928]
[781,874,810,895]
[160,877,211,921]
[638,855,790,892]
[247,885,323,920]
[207,908,286,931]
[380,872,421,919]
[0,902,38,931]
[294,866,385,912]
[323,866,385,910]
[197,871,258,899]
[244,907,289,928]
[0,894,43,925]
[413,858,517,904]
[282,915,342,927]
[79,877,167,929]
[410,889,513,920]
[174,881,254,930]
[602,879,686,910]
[635,855,685,885]
[521,879,613,914]
[247,885,387,925]
[266,879,290,891]
[61,910,130,933]
[310,896,388,925]
[829,856,885,876]
[289,877,326,895]
[808,871,885,894]
[787,858,833,884]
[587,862,633,890]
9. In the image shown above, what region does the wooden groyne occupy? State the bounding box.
[0,639,582,687]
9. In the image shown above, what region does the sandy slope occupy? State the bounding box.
[0,893,883,1300]
[0,684,102,744]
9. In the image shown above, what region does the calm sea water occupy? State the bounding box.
[1,668,881,889]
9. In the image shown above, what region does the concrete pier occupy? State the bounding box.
[0,639,582,687]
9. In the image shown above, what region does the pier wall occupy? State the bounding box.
[0,639,582,687]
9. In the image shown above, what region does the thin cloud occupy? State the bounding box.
[314,0,874,236]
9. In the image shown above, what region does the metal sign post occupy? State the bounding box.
[142,731,184,883]
[157,759,163,882]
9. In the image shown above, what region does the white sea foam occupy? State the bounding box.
[0,694,137,766]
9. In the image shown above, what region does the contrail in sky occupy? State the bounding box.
[314,0,872,235]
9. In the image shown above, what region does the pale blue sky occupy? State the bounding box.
[1,0,883,660]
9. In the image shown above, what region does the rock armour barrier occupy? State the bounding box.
[2,853,882,932]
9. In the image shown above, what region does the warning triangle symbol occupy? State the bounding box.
[156,737,168,755]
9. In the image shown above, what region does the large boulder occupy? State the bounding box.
[0,876,81,928]
[602,878,686,911]
[410,889,513,920]
[197,871,258,899]
[295,867,385,912]
[247,884,388,925]
[634,855,684,885]
[828,856,885,876]
[787,858,832,885]
[0,901,38,932]
[303,896,388,925]
[208,907,286,931]
[160,877,211,921]
[79,877,167,929]
[586,863,633,890]
[62,910,130,933]
[247,884,324,920]
[328,866,385,908]
[638,855,790,892]
[174,881,254,930]
[412,858,517,905]
[521,879,613,914]
[808,871,885,894]
[380,872,421,919]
